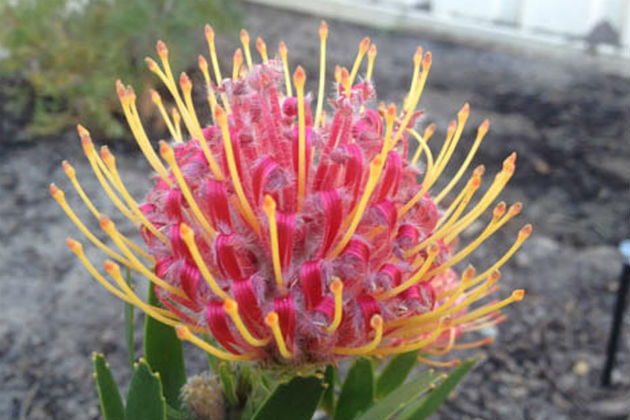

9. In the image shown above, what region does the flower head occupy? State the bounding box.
[53,23,529,366]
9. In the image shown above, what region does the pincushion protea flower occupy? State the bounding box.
[51,22,529,366]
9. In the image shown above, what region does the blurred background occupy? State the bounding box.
[0,0,628,419]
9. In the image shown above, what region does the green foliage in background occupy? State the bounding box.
[0,0,239,139]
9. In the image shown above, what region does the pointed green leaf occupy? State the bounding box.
[92,353,125,420]
[218,362,239,406]
[252,376,325,420]
[376,350,420,398]
[357,370,441,420]
[400,358,477,420]
[334,358,374,420]
[144,284,186,409]
[321,364,337,416]
[124,267,135,367]
[125,358,166,420]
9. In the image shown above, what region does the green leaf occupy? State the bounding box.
[92,353,125,420]
[125,358,166,420]
[321,364,337,416]
[376,350,421,399]
[218,362,239,406]
[144,284,186,409]
[400,358,477,420]
[357,370,441,420]
[124,267,135,367]
[252,376,325,420]
[334,358,374,420]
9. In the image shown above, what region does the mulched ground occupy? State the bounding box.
[1,3,629,419]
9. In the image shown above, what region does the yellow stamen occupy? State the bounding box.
[366,44,377,81]
[278,41,292,97]
[410,123,435,166]
[371,319,446,356]
[204,25,231,112]
[293,66,307,211]
[435,119,489,204]
[159,141,217,239]
[179,223,229,300]
[409,46,423,96]
[114,86,172,185]
[416,355,460,368]
[452,289,525,327]
[472,224,533,283]
[428,104,470,188]
[263,195,285,292]
[330,156,383,258]
[334,314,383,355]
[104,260,195,327]
[171,107,182,140]
[150,89,181,142]
[198,55,218,122]
[100,146,168,243]
[424,120,457,191]
[348,37,370,86]
[239,29,253,69]
[179,72,224,180]
[377,243,439,300]
[176,325,257,361]
[232,48,243,81]
[340,67,351,98]
[392,52,432,147]
[223,299,270,347]
[314,21,328,127]
[256,36,268,62]
[407,129,435,189]
[427,327,456,355]
[435,165,485,229]
[100,216,186,299]
[52,185,131,265]
[215,106,261,233]
[265,312,292,359]
[325,277,343,333]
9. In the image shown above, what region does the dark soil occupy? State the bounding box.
[1,3,629,419]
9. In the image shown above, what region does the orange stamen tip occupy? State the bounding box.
[423,52,432,67]
[150,89,161,103]
[99,216,113,231]
[240,29,250,43]
[198,55,208,68]
[489,270,502,281]
[293,66,306,86]
[512,289,525,300]
[459,103,470,118]
[520,224,533,238]
[159,141,173,159]
[473,164,485,176]
[214,105,226,122]
[463,265,476,279]
[256,37,266,52]
[509,202,523,215]
[115,80,126,97]
[145,57,158,71]
[494,201,507,217]
[205,24,214,41]
[368,44,377,58]
[49,183,61,198]
[470,176,481,189]
[179,72,191,89]
[319,21,329,38]
[371,155,384,169]
[386,103,397,118]
[223,299,237,312]
[156,40,168,57]
[104,260,117,274]
[100,146,114,164]
[66,237,81,253]
[359,37,370,53]
[179,222,193,239]
[175,325,188,339]
[278,41,287,56]
[447,121,457,133]
[77,124,90,138]
[506,152,517,164]
[425,123,436,137]
[265,312,279,325]
[414,46,424,63]
[480,119,490,133]
[61,161,75,176]
[428,242,440,255]
[370,314,383,329]
[330,279,343,293]
[482,337,495,345]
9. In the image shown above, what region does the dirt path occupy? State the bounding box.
[1,3,629,419]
